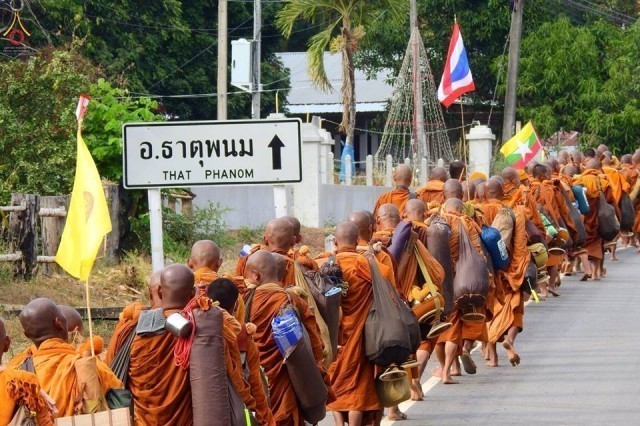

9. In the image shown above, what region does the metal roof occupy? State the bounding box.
[275,52,394,114]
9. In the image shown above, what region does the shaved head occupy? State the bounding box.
[0,317,9,363]
[502,167,519,185]
[246,250,279,285]
[394,164,413,186]
[264,218,294,251]
[404,199,426,222]
[273,253,287,283]
[443,179,463,200]
[283,216,302,244]
[597,144,609,154]
[189,240,222,272]
[335,222,359,248]
[485,178,504,200]
[462,181,475,202]
[376,203,401,230]
[349,210,374,243]
[59,305,83,334]
[532,164,550,180]
[430,167,448,182]
[148,270,162,309]
[19,298,68,347]
[562,164,578,176]
[443,197,464,214]
[475,182,486,202]
[621,154,632,165]
[160,264,195,310]
[586,158,600,170]
[548,159,560,173]
[572,151,583,165]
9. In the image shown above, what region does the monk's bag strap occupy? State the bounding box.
[414,246,442,323]
[107,330,136,412]
[8,358,38,426]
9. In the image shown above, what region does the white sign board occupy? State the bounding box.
[122,119,302,189]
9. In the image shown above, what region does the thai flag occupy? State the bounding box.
[438,22,475,108]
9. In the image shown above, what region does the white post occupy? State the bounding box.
[385,155,393,187]
[345,155,352,186]
[327,151,334,184]
[366,155,373,186]
[437,158,444,168]
[147,189,164,272]
[273,185,287,217]
[466,124,496,177]
[404,157,411,167]
[420,157,428,186]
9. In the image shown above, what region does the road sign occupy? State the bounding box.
[122,118,302,189]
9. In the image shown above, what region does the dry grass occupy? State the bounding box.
[0,226,334,356]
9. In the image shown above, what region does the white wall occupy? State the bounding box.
[319,184,389,225]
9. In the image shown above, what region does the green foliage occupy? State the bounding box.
[517,17,640,154]
[129,202,232,261]
[83,79,165,181]
[0,48,163,203]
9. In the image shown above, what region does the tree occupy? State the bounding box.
[0,48,163,203]
[516,17,640,154]
[276,0,406,146]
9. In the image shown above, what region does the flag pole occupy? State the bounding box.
[84,276,96,358]
[460,102,467,165]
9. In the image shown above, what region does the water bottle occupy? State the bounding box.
[240,244,252,257]
[324,234,335,253]
[272,311,303,357]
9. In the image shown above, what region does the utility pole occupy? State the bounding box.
[217,0,228,120]
[252,0,261,119]
[502,0,523,142]
[410,0,426,165]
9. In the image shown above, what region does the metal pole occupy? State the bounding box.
[217,0,228,120]
[147,189,164,272]
[502,0,524,142]
[252,0,262,119]
[409,0,426,162]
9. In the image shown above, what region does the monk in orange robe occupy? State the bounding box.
[283,216,319,271]
[602,156,630,261]
[621,154,640,248]
[416,166,447,208]
[373,163,415,217]
[15,298,122,418]
[236,218,298,286]
[188,239,246,321]
[574,159,618,280]
[482,179,530,368]
[502,167,545,236]
[58,305,104,357]
[326,222,384,425]
[1,317,56,425]
[243,250,332,425]
[349,210,397,285]
[104,270,162,365]
[530,163,574,296]
[208,278,275,426]
[437,197,489,379]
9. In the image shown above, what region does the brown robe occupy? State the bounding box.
[373,186,412,217]
[416,180,445,208]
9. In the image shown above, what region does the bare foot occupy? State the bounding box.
[442,375,460,385]
[387,407,407,421]
[450,368,462,377]
[410,380,424,401]
[548,287,561,297]
[502,341,521,366]
[579,273,590,282]
[485,360,498,367]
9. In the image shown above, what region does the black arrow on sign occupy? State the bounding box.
[268,135,285,170]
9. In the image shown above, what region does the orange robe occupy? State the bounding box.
[416,180,445,208]
[243,284,331,425]
[244,336,276,426]
[105,302,145,366]
[483,203,530,342]
[193,267,246,322]
[236,248,296,287]
[621,164,640,233]
[0,368,55,426]
[573,170,615,259]
[328,248,381,415]
[373,186,412,217]
[437,212,488,345]
[289,247,319,271]
[504,183,545,235]
[29,338,122,418]
[603,166,630,204]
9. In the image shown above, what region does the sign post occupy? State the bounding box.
[123,118,303,266]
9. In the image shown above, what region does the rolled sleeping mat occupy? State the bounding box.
[426,218,455,316]
[190,307,230,426]
[286,326,329,424]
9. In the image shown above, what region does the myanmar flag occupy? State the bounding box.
[500,122,542,170]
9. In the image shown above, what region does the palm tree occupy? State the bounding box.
[276,0,406,146]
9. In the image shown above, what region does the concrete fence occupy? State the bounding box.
[192,116,495,229]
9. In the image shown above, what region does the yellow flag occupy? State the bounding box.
[55,129,112,281]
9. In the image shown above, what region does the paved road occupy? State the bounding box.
[389,246,640,425]
[320,246,640,425]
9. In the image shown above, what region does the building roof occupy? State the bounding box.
[275,52,394,114]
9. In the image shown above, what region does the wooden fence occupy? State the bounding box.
[0,182,120,279]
